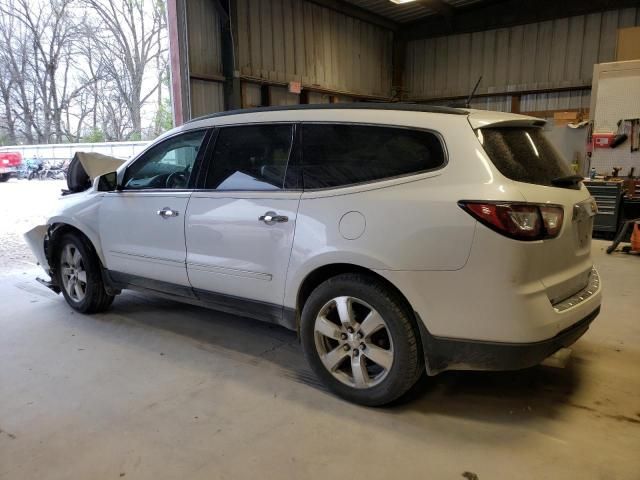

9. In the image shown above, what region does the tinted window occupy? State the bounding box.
[124,130,206,190]
[301,124,445,189]
[478,127,572,187]
[205,125,293,190]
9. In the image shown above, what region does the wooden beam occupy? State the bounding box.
[411,84,592,103]
[392,35,407,100]
[520,108,589,119]
[402,0,640,40]
[167,0,189,125]
[220,0,241,110]
[510,95,521,114]
[260,84,271,107]
[241,76,393,102]
[307,0,397,31]
[189,72,226,83]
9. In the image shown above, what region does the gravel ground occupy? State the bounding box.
[0,178,67,275]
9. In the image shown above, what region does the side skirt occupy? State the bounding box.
[104,269,297,331]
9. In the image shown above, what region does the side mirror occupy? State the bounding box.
[97,171,120,191]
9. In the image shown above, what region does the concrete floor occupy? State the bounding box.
[0,181,639,479]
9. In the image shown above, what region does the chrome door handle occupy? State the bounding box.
[157,207,179,218]
[259,211,288,224]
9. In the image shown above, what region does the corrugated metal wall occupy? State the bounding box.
[405,7,640,109]
[235,0,393,98]
[520,90,592,113]
[190,79,225,118]
[186,0,225,117]
[187,0,223,78]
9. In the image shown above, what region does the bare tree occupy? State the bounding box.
[0,0,91,143]
[84,0,167,139]
[0,0,170,145]
[0,10,38,143]
[0,55,17,144]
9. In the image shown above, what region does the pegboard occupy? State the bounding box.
[590,61,640,176]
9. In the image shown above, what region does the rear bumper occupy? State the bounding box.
[418,306,600,375]
[0,166,18,175]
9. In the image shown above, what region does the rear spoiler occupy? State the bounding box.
[471,119,547,129]
[464,109,547,129]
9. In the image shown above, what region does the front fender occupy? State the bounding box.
[47,215,106,266]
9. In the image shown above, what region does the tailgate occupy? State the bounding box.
[475,124,598,304]
[517,182,596,303]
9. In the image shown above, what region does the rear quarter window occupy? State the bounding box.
[300,124,446,189]
[478,127,572,187]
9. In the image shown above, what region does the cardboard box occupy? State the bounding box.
[553,111,582,126]
[616,27,640,61]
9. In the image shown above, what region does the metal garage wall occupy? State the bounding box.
[235,0,393,98]
[190,79,225,118]
[186,0,225,117]
[520,90,592,113]
[270,86,300,105]
[420,95,513,111]
[405,7,640,104]
[242,83,262,108]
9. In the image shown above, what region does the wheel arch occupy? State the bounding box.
[293,262,432,375]
[295,263,417,329]
[46,222,105,273]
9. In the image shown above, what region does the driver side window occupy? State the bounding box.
[124,130,206,190]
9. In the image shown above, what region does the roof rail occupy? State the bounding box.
[186,102,467,124]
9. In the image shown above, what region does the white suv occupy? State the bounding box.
[25,104,602,406]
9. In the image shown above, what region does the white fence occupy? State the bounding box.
[0,141,150,161]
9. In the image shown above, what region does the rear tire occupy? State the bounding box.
[55,233,114,313]
[300,273,423,406]
[0,174,9,182]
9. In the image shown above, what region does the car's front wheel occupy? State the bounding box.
[55,233,114,313]
[301,273,423,406]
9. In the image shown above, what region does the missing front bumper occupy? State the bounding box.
[23,224,50,272]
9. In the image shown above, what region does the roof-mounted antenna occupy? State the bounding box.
[465,76,483,108]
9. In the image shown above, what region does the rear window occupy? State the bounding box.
[301,124,445,189]
[478,127,572,186]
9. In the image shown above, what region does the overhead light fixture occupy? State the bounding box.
[389,0,417,4]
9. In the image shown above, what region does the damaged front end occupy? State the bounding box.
[23,224,60,294]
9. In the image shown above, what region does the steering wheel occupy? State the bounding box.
[165,171,187,189]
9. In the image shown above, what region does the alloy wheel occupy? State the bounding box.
[314,296,394,389]
[60,244,87,302]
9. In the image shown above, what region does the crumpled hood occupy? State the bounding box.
[74,152,126,180]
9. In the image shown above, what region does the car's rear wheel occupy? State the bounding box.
[55,233,114,313]
[301,273,423,406]
[0,174,10,182]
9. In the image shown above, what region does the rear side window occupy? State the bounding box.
[478,127,572,187]
[301,124,445,189]
[205,124,293,191]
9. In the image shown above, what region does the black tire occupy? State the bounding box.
[54,233,114,313]
[0,174,9,182]
[300,273,423,406]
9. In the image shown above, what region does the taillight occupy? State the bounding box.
[459,201,564,241]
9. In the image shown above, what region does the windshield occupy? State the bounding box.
[477,127,573,187]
